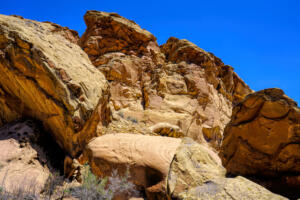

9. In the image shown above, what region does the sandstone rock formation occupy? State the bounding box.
[0,120,61,193]
[0,14,110,157]
[79,10,252,148]
[1,10,293,200]
[219,88,300,197]
[84,133,181,200]
[84,134,286,200]
[168,138,287,200]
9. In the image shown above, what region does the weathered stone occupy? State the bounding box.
[84,133,181,200]
[80,11,252,149]
[220,88,300,197]
[80,10,157,58]
[168,138,287,200]
[0,14,109,157]
[0,120,63,193]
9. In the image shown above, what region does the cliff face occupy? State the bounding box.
[80,10,252,148]
[1,10,294,200]
[0,14,110,157]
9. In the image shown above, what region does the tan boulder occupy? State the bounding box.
[0,120,57,193]
[84,133,181,200]
[0,14,109,156]
[168,138,287,200]
[219,88,300,197]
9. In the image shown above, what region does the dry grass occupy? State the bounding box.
[0,165,141,200]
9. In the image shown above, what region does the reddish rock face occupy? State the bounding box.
[219,88,300,196]
[79,10,252,148]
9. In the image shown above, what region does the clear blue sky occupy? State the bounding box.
[1,0,300,103]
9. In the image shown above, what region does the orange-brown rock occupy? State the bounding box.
[80,10,252,148]
[84,133,181,200]
[0,14,110,157]
[80,10,157,58]
[219,88,300,197]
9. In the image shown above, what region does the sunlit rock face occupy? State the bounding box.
[79,10,252,148]
[167,138,287,200]
[0,14,110,157]
[84,134,287,200]
[220,88,300,198]
[84,133,181,200]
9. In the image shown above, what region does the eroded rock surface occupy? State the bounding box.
[0,14,109,156]
[0,120,63,193]
[84,133,181,200]
[84,134,286,200]
[219,88,300,197]
[80,10,252,148]
[168,138,287,200]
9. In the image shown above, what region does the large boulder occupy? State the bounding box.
[0,120,63,193]
[0,14,110,157]
[219,88,300,197]
[80,11,252,148]
[84,134,286,200]
[167,138,287,200]
[84,133,181,200]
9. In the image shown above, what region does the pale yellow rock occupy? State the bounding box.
[0,14,109,156]
[168,138,287,200]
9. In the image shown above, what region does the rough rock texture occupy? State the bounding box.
[168,138,287,200]
[84,133,181,200]
[219,88,300,197]
[79,10,252,148]
[0,14,110,157]
[0,120,63,193]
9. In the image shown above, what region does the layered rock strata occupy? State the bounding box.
[80,10,252,147]
[0,14,110,156]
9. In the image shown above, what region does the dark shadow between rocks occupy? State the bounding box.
[225,173,300,200]
[0,118,66,175]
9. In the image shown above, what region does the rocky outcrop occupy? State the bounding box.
[84,133,181,200]
[219,88,300,197]
[0,120,64,193]
[80,10,157,58]
[0,14,110,157]
[168,138,287,200]
[84,134,286,200]
[80,10,252,148]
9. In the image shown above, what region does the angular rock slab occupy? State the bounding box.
[219,88,300,196]
[84,133,181,200]
[168,138,287,200]
[0,14,109,156]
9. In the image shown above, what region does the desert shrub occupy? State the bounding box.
[68,165,140,200]
[42,172,64,199]
[0,177,39,200]
[68,165,112,200]
[108,168,140,198]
